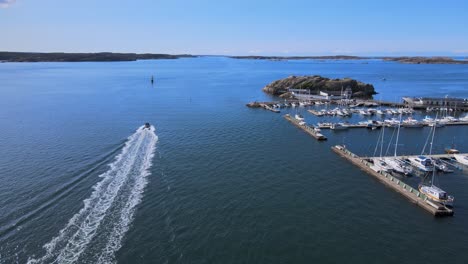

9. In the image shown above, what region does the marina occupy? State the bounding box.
[332,145,454,216]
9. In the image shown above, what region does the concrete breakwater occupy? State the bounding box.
[283,114,327,141]
[332,145,454,217]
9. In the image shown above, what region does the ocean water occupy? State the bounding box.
[0,57,468,263]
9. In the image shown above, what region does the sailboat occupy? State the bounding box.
[418,124,454,207]
[383,114,413,176]
[294,107,304,121]
[370,125,392,173]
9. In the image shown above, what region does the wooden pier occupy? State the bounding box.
[284,114,327,141]
[332,145,454,217]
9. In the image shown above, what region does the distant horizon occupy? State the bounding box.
[1,50,467,58]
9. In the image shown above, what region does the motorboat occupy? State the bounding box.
[144,122,151,129]
[401,117,423,128]
[433,158,454,173]
[454,154,468,166]
[370,158,393,173]
[330,123,348,130]
[294,114,305,121]
[408,155,434,172]
[383,157,413,175]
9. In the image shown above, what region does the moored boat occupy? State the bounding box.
[454,154,468,166]
[408,155,434,172]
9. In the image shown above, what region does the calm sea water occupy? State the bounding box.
[0,57,468,263]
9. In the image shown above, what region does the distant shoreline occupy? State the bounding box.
[0,52,197,62]
[1,52,467,64]
[230,55,468,64]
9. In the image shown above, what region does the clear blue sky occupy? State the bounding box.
[1,0,468,56]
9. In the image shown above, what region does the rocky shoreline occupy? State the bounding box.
[232,55,468,64]
[262,75,376,99]
[383,56,468,64]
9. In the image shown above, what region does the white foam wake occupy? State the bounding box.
[28,126,158,264]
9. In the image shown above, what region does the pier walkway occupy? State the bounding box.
[284,114,327,141]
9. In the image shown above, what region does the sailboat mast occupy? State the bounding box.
[394,113,402,157]
[380,125,385,158]
[429,114,438,185]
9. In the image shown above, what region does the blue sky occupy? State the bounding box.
[1,0,468,56]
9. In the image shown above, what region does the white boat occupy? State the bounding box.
[422,116,434,123]
[419,185,454,207]
[409,155,434,172]
[418,123,455,207]
[299,101,307,107]
[330,123,348,130]
[383,157,412,175]
[376,109,384,115]
[454,154,468,166]
[459,114,468,122]
[359,110,371,116]
[294,114,304,121]
[318,122,332,128]
[427,121,445,127]
[384,118,400,127]
[370,158,393,173]
[383,114,413,175]
[401,117,423,128]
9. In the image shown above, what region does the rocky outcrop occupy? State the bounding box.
[262,75,376,98]
[383,56,468,64]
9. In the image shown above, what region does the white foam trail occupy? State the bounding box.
[28,126,158,264]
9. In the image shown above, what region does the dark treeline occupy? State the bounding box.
[0,52,196,62]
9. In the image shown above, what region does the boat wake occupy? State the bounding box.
[28,126,158,264]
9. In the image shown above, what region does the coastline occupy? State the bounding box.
[0,52,197,62]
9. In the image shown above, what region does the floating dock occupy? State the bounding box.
[284,114,327,141]
[332,145,454,217]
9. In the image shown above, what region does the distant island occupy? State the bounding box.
[232,55,468,64]
[231,55,366,60]
[382,56,468,64]
[0,52,196,62]
[262,75,376,99]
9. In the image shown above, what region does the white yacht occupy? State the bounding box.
[401,117,423,128]
[408,155,434,172]
[383,157,412,175]
[330,123,348,130]
[459,114,468,122]
[294,114,304,121]
[370,158,393,173]
[454,154,468,166]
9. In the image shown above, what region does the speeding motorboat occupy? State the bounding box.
[144,122,151,129]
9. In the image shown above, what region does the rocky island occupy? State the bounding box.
[262,75,376,99]
[383,56,468,64]
[0,52,196,62]
[231,55,366,60]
